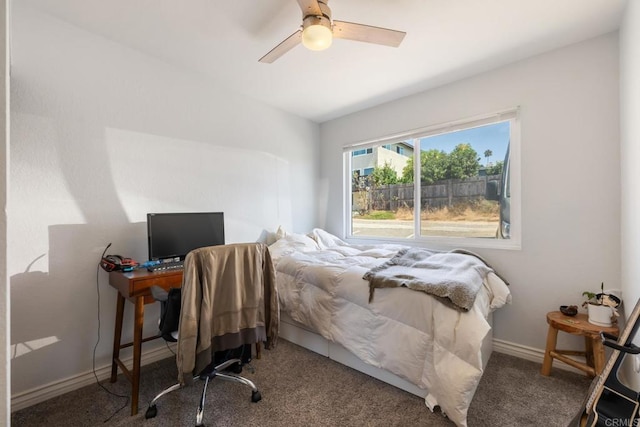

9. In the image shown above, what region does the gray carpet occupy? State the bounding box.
[12,339,590,426]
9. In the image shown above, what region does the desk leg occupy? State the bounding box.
[110,293,125,383]
[131,296,144,416]
[541,325,558,376]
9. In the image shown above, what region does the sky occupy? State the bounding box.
[419,121,510,166]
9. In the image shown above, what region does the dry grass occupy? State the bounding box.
[423,205,499,222]
[395,206,414,220]
[365,200,499,222]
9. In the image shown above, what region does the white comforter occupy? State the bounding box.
[270,229,511,427]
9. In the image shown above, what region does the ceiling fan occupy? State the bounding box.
[259,0,406,63]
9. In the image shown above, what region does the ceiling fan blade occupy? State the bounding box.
[332,21,406,47]
[296,0,322,17]
[259,29,302,63]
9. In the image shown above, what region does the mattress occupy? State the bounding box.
[269,229,511,427]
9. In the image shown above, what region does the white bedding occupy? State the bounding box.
[270,229,511,427]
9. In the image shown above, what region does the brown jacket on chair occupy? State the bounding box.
[176,243,279,385]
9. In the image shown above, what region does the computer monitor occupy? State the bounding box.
[147,212,225,262]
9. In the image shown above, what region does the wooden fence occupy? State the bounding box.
[353,175,501,212]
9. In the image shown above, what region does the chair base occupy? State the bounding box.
[145,358,261,426]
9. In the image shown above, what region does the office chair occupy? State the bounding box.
[144,243,279,426]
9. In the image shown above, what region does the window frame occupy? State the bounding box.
[342,108,521,250]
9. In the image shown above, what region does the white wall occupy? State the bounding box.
[320,34,620,352]
[620,0,640,389]
[9,3,318,401]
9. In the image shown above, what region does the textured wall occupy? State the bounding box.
[320,34,621,353]
[9,3,318,397]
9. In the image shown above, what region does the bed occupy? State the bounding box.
[268,229,511,427]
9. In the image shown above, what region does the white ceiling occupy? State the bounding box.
[23,0,628,123]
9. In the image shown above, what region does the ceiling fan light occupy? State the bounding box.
[302,24,333,51]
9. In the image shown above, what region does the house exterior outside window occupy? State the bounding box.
[344,109,520,250]
[351,142,413,179]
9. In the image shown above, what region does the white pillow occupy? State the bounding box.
[263,225,289,245]
[275,225,288,240]
[307,228,348,249]
[268,233,320,260]
[487,271,512,310]
[284,233,320,250]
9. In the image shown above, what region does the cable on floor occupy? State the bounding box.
[93,243,129,423]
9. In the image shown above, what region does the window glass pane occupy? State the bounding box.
[345,112,517,247]
[418,121,510,238]
[350,142,415,239]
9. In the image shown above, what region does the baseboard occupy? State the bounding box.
[492,338,585,375]
[493,338,545,361]
[11,338,582,412]
[10,344,176,412]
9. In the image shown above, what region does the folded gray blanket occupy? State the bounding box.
[363,248,493,312]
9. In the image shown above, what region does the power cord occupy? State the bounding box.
[165,340,176,356]
[93,243,129,423]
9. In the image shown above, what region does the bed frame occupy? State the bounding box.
[279,311,494,399]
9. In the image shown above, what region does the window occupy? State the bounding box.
[352,148,373,156]
[344,109,520,249]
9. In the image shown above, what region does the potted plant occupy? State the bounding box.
[582,282,621,326]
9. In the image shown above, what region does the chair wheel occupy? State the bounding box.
[251,390,262,403]
[145,405,158,419]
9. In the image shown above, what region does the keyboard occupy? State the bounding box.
[147,260,184,272]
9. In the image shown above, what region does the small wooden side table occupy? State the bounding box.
[541,311,618,378]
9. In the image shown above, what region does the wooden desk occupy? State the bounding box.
[108,269,183,415]
[541,311,619,378]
